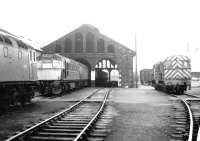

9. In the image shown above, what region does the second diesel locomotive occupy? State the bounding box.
[37,53,89,96]
[152,55,191,94]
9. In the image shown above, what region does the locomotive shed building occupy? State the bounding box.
[43,24,135,87]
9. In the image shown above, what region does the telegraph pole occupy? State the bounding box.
[135,33,138,88]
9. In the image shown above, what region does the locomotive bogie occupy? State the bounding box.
[0,82,36,109]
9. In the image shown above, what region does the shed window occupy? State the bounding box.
[55,44,61,53]
[108,44,114,53]
[64,38,72,53]
[75,32,83,52]
[97,38,105,53]
[18,51,22,59]
[86,32,94,52]
[3,47,8,57]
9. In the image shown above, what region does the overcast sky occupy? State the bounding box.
[1,0,200,71]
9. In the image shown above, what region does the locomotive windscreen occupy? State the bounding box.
[38,54,62,61]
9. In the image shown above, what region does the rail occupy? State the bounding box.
[6,88,102,141]
[74,88,110,141]
[196,126,200,141]
[171,94,194,141]
[181,99,194,141]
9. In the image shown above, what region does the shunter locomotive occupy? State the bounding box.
[0,31,37,108]
[37,53,89,96]
[152,55,191,94]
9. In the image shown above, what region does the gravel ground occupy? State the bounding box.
[186,87,200,97]
[105,86,172,141]
[33,87,97,102]
[0,101,75,140]
[2,86,198,141]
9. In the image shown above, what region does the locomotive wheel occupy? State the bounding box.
[64,84,70,93]
[41,87,49,96]
[19,96,26,106]
[25,94,32,103]
[11,91,18,106]
[51,86,62,95]
[176,89,181,95]
[0,99,9,111]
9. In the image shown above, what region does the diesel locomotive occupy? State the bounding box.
[0,31,37,108]
[37,53,89,96]
[152,55,191,94]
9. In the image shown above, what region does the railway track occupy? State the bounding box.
[170,93,200,141]
[6,88,111,141]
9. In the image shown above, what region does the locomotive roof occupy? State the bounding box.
[164,55,190,62]
[39,53,73,62]
[154,55,190,65]
[38,53,63,60]
[0,28,41,51]
[38,53,87,68]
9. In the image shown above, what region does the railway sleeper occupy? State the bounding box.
[61,118,91,121]
[175,121,188,124]
[52,123,88,126]
[169,124,188,128]
[68,113,97,116]
[87,137,105,141]
[171,133,188,139]
[175,127,187,132]
[56,120,89,123]
[47,125,85,129]
[89,132,107,137]
[36,132,79,137]
[42,128,82,133]
[30,136,74,141]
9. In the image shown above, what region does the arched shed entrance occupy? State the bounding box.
[95,59,120,87]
